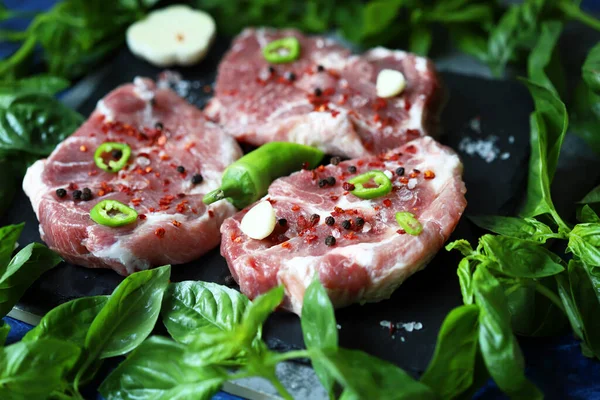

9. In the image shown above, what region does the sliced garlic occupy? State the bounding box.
[240,201,277,240]
[126,5,216,67]
[376,69,406,98]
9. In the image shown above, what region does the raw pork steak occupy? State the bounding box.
[24,78,242,275]
[206,28,445,158]
[220,137,466,314]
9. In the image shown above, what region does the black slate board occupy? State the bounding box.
[1,40,533,376]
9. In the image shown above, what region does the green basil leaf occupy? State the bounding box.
[449,26,489,63]
[0,75,69,97]
[577,205,600,224]
[83,265,170,359]
[555,271,585,340]
[409,26,432,56]
[457,257,475,305]
[479,234,564,278]
[519,79,568,220]
[567,224,600,267]
[361,0,401,38]
[312,348,436,399]
[527,21,564,94]
[426,3,493,24]
[558,2,600,41]
[469,215,554,242]
[188,329,246,365]
[0,243,62,318]
[568,260,600,358]
[570,79,600,154]
[302,278,338,395]
[579,185,600,205]
[0,223,24,269]
[582,42,600,95]
[100,336,226,400]
[22,296,109,345]
[474,266,542,398]
[162,281,250,344]
[0,93,83,156]
[239,285,284,345]
[0,321,9,346]
[446,239,474,257]
[0,338,81,398]
[421,304,479,398]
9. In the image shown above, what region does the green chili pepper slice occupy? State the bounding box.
[90,200,138,227]
[94,142,131,173]
[348,170,392,199]
[262,37,301,64]
[203,142,324,209]
[395,212,423,236]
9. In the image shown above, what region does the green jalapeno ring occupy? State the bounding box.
[90,199,138,227]
[94,142,132,173]
[203,142,324,209]
[395,211,423,236]
[262,37,301,64]
[347,170,392,199]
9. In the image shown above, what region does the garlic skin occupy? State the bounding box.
[240,201,277,240]
[126,5,216,67]
[376,69,407,98]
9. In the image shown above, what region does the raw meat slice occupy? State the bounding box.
[24,78,242,275]
[220,136,466,314]
[206,28,445,158]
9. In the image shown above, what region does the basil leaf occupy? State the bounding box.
[558,1,600,41]
[312,348,436,399]
[527,21,564,94]
[474,266,542,398]
[0,321,9,346]
[555,271,585,340]
[450,26,489,63]
[567,224,600,267]
[421,304,479,398]
[361,0,401,38]
[83,265,170,359]
[479,235,564,278]
[519,79,568,221]
[0,243,62,318]
[469,215,554,242]
[576,205,600,224]
[568,260,600,358]
[239,285,284,345]
[0,223,24,269]
[0,93,83,156]
[23,296,109,345]
[579,184,600,205]
[0,338,81,398]
[446,239,474,257]
[161,281,250,344]
[457,258,476,305]
[570,80,600,154]
[0,75,69,97]
[100,336,226,400]
[302,278,338,395]
[582,42,600,94]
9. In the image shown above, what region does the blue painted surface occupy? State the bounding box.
[2,1,600,399]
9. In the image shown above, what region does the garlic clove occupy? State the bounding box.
[240,201,277,240]
[376,69,407,98]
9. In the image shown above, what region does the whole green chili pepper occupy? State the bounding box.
[348,170,392,199]
[203,142,324,209]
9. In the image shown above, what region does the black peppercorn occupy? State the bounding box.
[355,217,365,227]
[318,179,328,188]
[330,156,341,165]
[325,236,336,246]
[155,122,164,130]
[317,65,325,72]
[286,72,296,82]
[268,66,275,74]
[310,214,320,225]
[56,188,67,198]
[325,216,335,226]
[348,165,357,173]
[191,174,204,184]
[341,220,352,230]
[176,165,185,173]
[396,167,405,176]
[81,188,92,201]
[278,218,287,226]
[314,87,322,96]
[72,190,82,200]
[326,176,336,186]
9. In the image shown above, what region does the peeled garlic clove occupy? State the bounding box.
[240,201,277,240]
[126,5,216,67]
[376,69,407,98]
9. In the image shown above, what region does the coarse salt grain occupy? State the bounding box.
[362,222,372,233]
[383,170,393,179]
[407,178,417,189]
